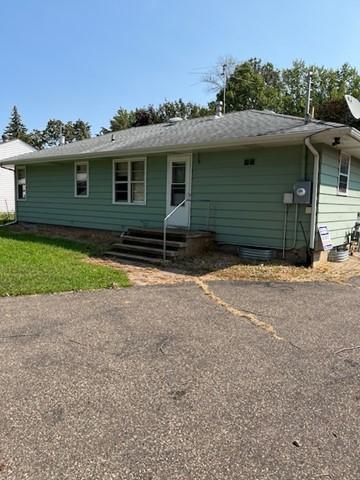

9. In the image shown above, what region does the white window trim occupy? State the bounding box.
[16,166,26,201]
[112,157,147,205]
[74,161,89,198]
[337,151,351,196]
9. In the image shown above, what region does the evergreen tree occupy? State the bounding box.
[110,108,135,131]
[3,106,28,140]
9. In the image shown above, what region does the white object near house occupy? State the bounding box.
[0,136,35,213]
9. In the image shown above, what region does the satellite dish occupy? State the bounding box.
[345,94,360,119]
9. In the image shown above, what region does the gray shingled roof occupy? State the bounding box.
[1,110,346,164]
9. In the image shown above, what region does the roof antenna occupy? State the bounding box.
[304,71,313,123]
[221,63,227,114]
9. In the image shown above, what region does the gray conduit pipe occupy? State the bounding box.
[282,203,299,259]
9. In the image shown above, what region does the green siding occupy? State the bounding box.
[17,155,167,231]
[191,146,311,249]
[318,145,360,246]
[17,146,312,250]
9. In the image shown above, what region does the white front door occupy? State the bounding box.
[166,154,192,228]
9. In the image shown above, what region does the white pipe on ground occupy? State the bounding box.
[0,220,17,228]
[304,137,320,250]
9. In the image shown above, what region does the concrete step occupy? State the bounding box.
[127,227,188,242]
[107,243,179,258]
[106,228,214,263]
[104,251,165,265]
[120,235,186,249]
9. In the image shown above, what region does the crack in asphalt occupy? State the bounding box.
[194,278,284,341]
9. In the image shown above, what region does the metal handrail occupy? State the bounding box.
[163,197,190,261]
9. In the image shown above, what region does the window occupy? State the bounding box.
[75,161,89,197]
[16,167,26,200]
[338,152,351,195]
[170,161,186,207]
[113,159,146,204]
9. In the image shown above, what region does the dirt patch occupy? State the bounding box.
[88,258,193,286]
[91,252,360,286]
[201,253,360,284]
[10,223,119,247]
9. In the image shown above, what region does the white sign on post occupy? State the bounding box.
[318,225,333,251]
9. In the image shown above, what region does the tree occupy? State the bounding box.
[105,99,213,133]
[316,98,360,129]
[110,108,135,131]
[215,59,283,113]
[133,105,159,127]
[3,106,28,141]
[156,99,212,121]
[27,129,45,150]
[41,119,91,148]
[201,55,237,93]
[66,119,91,142]
[203,57,360,125]
[41,119,64,147]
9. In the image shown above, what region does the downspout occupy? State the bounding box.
[304,138,320,250]
[0,165,18,227]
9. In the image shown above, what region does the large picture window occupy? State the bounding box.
[113,159,146,204]
[338,152,351,195]
[75,161,89,197]
[16,166,26,200]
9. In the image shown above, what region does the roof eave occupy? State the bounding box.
[0,128,353,166]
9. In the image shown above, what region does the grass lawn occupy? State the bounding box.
[0,213,15,225]
[0,229,130,296]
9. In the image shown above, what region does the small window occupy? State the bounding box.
[16,167,26,200]
[75,161,89,197]
[338,152,351,195]
[113,159,146,204]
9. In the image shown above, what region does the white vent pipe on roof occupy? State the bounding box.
[215,101,223,117]
[168,117,183,124]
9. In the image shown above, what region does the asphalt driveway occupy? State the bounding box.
[0,280,359,479]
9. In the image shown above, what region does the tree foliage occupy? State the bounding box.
[105,99,213,132]
[215,58,360,126]
[41,119,91,148]
[3,106,28,140]
[2,109,91,149]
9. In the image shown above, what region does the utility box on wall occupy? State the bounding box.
[293,181,312,204]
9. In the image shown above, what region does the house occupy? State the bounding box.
[0,136,36,214]
[2,109,360,263]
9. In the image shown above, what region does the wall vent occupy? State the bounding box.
[244,158,255,166]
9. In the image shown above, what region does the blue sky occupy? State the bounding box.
[1,0,359,134]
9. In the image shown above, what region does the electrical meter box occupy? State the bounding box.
[293,181,312,204]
